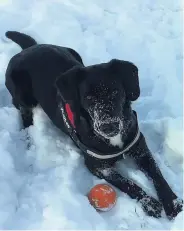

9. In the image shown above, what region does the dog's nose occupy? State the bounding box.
[99,122,120,137]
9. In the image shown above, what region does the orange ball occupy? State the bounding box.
[88,184,117,211]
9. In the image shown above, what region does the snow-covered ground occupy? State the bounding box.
[0,0,183,229]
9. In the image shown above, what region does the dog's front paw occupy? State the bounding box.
[140,196,163,218]
[164,198,183,220]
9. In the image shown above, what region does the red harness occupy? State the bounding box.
[65,103,75,128]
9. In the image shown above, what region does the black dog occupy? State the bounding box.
[5,31,182,219]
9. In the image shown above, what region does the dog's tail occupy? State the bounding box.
[5,31,37,49]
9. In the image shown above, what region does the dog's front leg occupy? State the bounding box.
[85,157,162,218]
[133,136,183,219]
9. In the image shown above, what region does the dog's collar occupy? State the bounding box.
[86,128,140,159]
[59,101,140,160]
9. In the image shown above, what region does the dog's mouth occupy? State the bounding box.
[80,107,123,139]
[97,121,121,137]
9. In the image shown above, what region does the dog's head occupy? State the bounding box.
[55,59,140,140]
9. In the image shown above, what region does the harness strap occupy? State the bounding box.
[86,129,140,159]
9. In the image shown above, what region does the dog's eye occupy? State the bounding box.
[86,95,96,103]
[112,90,118,96]
[87,96,92,100]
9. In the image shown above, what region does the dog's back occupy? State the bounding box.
[5,31,83,130]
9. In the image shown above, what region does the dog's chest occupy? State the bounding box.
[109,134,124,148]
[79,131,124,155]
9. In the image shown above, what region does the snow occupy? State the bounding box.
[0,0,183,229]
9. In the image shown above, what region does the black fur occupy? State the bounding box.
[5,31,182,219]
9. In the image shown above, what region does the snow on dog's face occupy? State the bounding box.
[55,59,140,141]
[79,60,140,140]
[80,76,125,138]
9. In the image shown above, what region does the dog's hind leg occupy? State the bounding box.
[9,69,38,128]
[12,97,33,128]
[20,106,34,129]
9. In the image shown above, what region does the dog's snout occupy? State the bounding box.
[99,122,120,137]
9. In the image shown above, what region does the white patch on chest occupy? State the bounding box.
[109,134,124,148]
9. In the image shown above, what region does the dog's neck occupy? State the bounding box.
[96,114,137,149]
[77,111,138,154]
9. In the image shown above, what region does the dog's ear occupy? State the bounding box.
[109,59,140,101]
[55,66,85,128]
